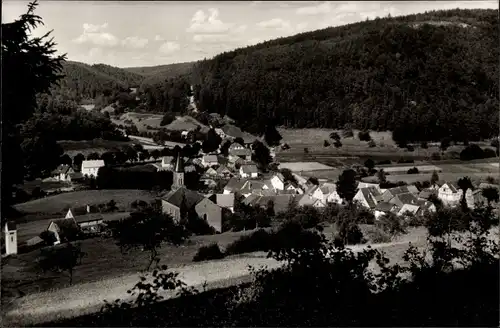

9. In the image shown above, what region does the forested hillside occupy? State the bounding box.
[191,9,499,143]
[125,61,194,85]
[50,61,144,102]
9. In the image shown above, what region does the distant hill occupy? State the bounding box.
[51,61,145,102]
[191,8,499,143]
[125,62,196,86]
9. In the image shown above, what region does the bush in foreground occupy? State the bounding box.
[193,243,225,262]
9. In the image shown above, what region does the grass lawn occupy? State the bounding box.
[16,179,72,194]
[13,190,156,215]
[1,230,266,298]
[58,139,133,158]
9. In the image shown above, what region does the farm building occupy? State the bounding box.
[208,193,235,213]
[270,173,286,190]
[354,187,382,209]
[438,182,474,208]
[51,164,74,182]
[223,178,247,194]
[202,155,219,167]
[216,165,233,178]
[194,197,224,233]
[81,160,105,178]
[312,182,342,204]
[239,164,259,178]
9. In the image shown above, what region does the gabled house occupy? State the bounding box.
[52,164,74,182]
[208,193,235,213]
[204,167,218,178]
[239,164,259,178]
[270,173,286,190]
[239,180,270,197]
[312,182,342,204]
[229,143,245,151]
[68,172,84,183]
[161,187,205,222]
[223,178,247,194]
[374,202,400,219]
[243,194,296,214]
[284,181,304,194]
[297,194,326,208]
[195,198,224,233]
[81,160,105,178]
[398,204,421,217]
[418,188,437,200]
[354,187,380,209]
[216,165,233,178]
[357,182,381,192]
[47,217,80,245]
[382,186,418,202]
[201,155,219,167]
[438,182,474,208]
[415,199,437,215]
[389,192,419,208]
[229,147,252,162]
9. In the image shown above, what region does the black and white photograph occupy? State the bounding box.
[2,0,499,326]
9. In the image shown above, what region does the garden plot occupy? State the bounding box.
[278,161,333,172]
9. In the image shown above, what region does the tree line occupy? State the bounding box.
[190,9,499,140]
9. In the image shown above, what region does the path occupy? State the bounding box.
[2,240,416,326]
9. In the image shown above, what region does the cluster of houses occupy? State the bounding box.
[51,160,105,183]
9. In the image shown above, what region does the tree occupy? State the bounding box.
[2,0,66,213]
[457,176,473,211]
[376,212,407,237]
[108,206,189,270]
[87,152,100,160]
[330,132,341,141]
[234,137,245,145]
[38,242,86,285]
[251,140,272,170]
[133,144,144,153]
[203,128,222,153]
[336,169,358,207]
[440,137,451,151]
[124,146,138,162]
[323,140,330,147]
[160,113,175,126]
[377,169,387,184]
[482,187,499,206]
[114,151,128,165]
[219,140,232,157]
[73,153,85,168]
[430,170,439,186]
[407,167,419,174]
[39,230,57,245]
[150,149,161,160]
[263,122,282,147]
[20,130,64,179]
[334,140,342,148]
[139,150,150,162]
[358,130,371,141]
[101,152,115,166]
[364,159,375,171]
[342,124,354,138]
[59,154,72,166]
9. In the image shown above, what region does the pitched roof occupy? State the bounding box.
[162,187,204,209]
[161,156,175,166]
[185,165,197,173]
[274,173,285,181]
[50,218,79,234]
[419,189,437,199]
[81,160,105,169]
[407,185,419,194]
[73,213,104,224]
[442,182,459,193]
[243,194,260,206]
[359,188,377,208]
[214,193,235,208]
[230,148,252,157]
[240,180,267,194]
[241,164,258,174]
[357,182,380,190]
[386,186,411,196]
[258,195,295,213]
[319,182,337,194]
[53,164,72,175]
[297,194,317,206]
[205,167,217,175]
[395,192,419,205]
[375,202,396,212]
[203,155,219,162]
[224,178,247,192]
[398,204,420,215]
[216,165,231,174]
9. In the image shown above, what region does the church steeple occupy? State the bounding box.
[172,153,185,191]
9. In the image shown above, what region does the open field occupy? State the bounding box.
[58,139,133,157]
[362,172,495,184]
[112,112,165,131]
[13,190,156,215]
[165,115,207,131]
[16,179,72,194]
[2,229,434,326]
[15,212,132,245]
[277,161,334,171]
[381,164,441,173]
[1,229,269,299]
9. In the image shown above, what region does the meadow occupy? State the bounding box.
[58,139,133,157]
[13,190,156,216]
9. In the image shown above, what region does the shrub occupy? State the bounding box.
[225,229,272,255]
[377,159,391,165]
[363,225,392,243]
[160,113,175,127]
[407,145,415,152]
[440,137,451,151]
[460,144,485,161]
[407,167,419,174]
[420,141,428,149]
[430,152,441,160]
[368,140,376,148]
[444,151,460,160]
[358,130,371,141]
[482,148,496,159]
[323,140,330,147]
[192,243,225,262]
[333,140,342,148]
[329,132,341,141]
[376,212,408,237]
[407,214,427,227]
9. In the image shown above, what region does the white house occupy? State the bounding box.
[438,182,474,208]
[354,187,380,209]
[52,164,74,182]
[270,173,286,190]
[229,143,245,151]
[285,182,304,194]
[312,182,342,204]
[161,156,175,170]
[201,155,219,167]
[297,194,326,208]
[81,160,105,178]
[239,164,259,178]
[4,221,17,255]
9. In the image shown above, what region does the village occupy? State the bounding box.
[3,123,496,256]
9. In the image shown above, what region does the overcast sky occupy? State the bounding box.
[3,1,497,68]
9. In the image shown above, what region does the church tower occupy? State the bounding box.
[171,153,185,191]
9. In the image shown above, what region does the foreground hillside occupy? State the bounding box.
[191,8,499,141]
